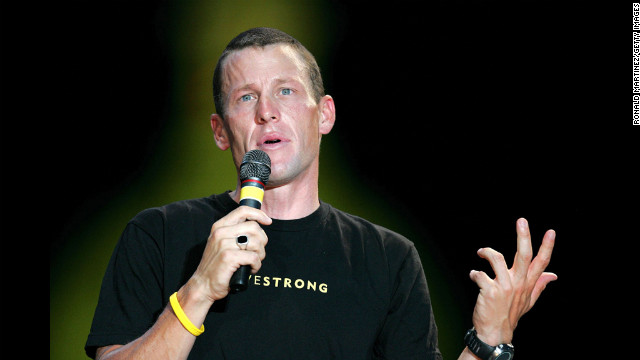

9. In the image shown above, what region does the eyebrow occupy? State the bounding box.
[274,77,297,86]
[230,77,302,95]
[232,83,255,94]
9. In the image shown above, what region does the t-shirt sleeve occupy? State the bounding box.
[85,212,165,358]
[374,243,443,360]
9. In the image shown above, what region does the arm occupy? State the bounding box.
[96,206,272,360]
[457,218,557,360]
[96,284,211,360]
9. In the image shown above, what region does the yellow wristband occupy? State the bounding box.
[169,292,204,336]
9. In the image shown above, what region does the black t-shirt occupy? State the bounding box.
[86,192,442,359]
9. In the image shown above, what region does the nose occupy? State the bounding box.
[256,95,279,124]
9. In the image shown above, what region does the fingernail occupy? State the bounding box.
[518,218,528,229]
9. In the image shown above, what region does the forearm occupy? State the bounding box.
[97,281,214,360]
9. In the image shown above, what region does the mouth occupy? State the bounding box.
[258,132,288,148]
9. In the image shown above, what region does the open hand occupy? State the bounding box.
[469,218,557,345]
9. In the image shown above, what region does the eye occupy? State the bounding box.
[280,88,292,96]
[240,94,254,102]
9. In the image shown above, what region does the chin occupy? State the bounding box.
[265,165,301,188]
[264,174,293,188]
[265,153,318,188]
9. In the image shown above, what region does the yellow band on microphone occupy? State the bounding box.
[240,185,264,203]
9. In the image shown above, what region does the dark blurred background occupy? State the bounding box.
[0,0,628,358]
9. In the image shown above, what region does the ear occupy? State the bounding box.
[318,95,336,135]
[210,113,230,150]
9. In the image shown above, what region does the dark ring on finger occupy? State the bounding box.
[236,235,249,250]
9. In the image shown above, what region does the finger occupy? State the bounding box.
[528,272,558,310]
[477,247,511,287]
[512,218,533,280]
[241,250,263,271]
[214,205,272,228]
[211,220,268,245]
[233,221,269,245]
[235,233,268,260]
[237,205,273,225]
[526,229,556,289]
[214,225,268,259]
[234,250,263,274]
[469,269,493,289]
[218,249,263,276]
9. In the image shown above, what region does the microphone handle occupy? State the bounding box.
[229,265,251,293]
[229,190,263,293]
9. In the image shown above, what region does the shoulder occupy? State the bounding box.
[324,204,416,258]
[125,195,227,240]
[131,196,223,226]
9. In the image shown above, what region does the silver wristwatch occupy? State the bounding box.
[464,328,515,360]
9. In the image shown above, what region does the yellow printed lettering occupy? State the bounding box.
[250,273,328,294]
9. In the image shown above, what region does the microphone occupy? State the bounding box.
[229,149,271,293]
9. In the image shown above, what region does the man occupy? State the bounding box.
[86,27,556,360]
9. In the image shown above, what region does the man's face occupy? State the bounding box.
[213,44,334,187]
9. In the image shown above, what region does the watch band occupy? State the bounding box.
[464,328,494,359]
[464,328,514,360]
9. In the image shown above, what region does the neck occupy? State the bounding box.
[230,161,321,220]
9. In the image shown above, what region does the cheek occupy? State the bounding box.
[288,103,320,138]
[225,118,256,155]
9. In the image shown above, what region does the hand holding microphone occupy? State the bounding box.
[229,150,271,293]
[189,150,271,301]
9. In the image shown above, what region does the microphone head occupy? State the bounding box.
[240,150,271,184]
